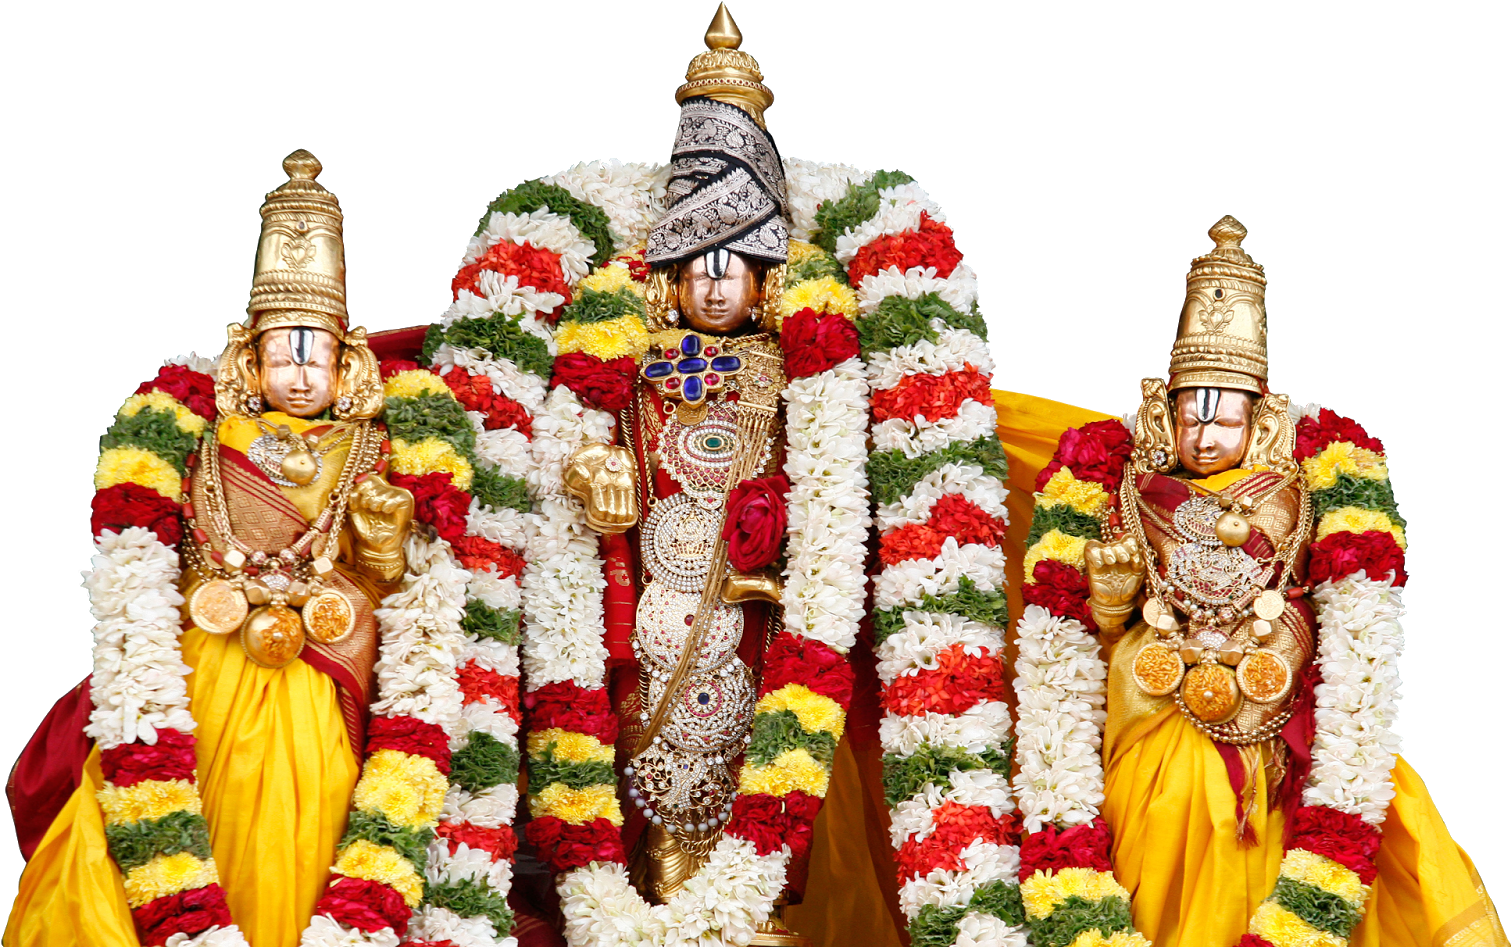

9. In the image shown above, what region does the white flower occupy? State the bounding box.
[464,207,595,286]
[897,839,1019,919]
[783,158,870,242]
[872,398,999,459]
[298,915,401,947]
[442,782,520,829]
[541,160,669,250]
[876,464,1007,533]
[867,324,992,392]
[834,183,946,263]
[431,343,549,408]
[164,925,251,947]
[408,905,508,947]
[163,352,218,375]
[873,539,1006,610]
[953,911,1027,947]
[880,701,1013,757]
[857,265,978,318]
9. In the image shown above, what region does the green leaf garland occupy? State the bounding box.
[471,467,532,514]
[882,743,1013,808]
[384,393,477,457]
[811,170,916,253]
[747,710,838,768]
[449,731,521,795]
[461,599,522,646]
[102,810,212,872]
[1026,504,1103,547]
[868,435,1009,507]
[430,313,554,382]
[560,286,644,325]
[872,577,1010,647]
[339,810,433,874]
[475,181,615,267]
[1270,877,1363,940]
[1028,894,1135,947]
[101,408,200,475]
[424,877,515,939]
[527,743,617,794]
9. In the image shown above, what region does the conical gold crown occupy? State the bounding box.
[247,150,347,335]
[675,4,774,127]
[1168,215,1268,393]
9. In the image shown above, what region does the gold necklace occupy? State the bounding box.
[249,418,353,487]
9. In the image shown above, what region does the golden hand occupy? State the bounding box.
[1084,534,1145,637]
[349,476,414,581]
[564,444,638,534]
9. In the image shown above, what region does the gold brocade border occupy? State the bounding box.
[1439,878,1510,947]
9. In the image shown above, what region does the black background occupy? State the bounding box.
[11,1,1498,912]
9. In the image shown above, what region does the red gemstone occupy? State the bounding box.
[181,503,195,518]
[245,566,259,576]
[185,453,198,468]
[210,550,224,564]
[191,528,208,545]
[380,439,392,453]
[684,614,695,626]
[374,460,388,474]
[704,346,717,357]
[355,472,370,484]
[665,379,678,389]
[664,349,678,359]
[705,373,720,385]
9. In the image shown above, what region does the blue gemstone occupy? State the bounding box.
[677,357,708,374]
[644,361,674,379]
[710,355,741,373]
[697,693,711,705]
[681,334,703,356]
[683,376,704,401]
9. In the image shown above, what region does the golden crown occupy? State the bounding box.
[246,150,347,336]
[1168,215,1268,394]
[675,4,774,128]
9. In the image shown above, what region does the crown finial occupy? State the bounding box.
[1208,215,1246,249]
[705,4,742,49]
[282,149,322,181]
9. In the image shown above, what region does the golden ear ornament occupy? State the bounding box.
[759,262,786,333]
[645,267,679,331]
[215,324,261,419]
[1131,377,1179,474]
[333,327,384,420]
[1241,392,1298,473]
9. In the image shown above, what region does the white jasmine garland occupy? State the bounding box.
[466,568,522,613]
[471,424,532,478]
[408,905,514,947]
[464,208,596,285]
[782,158,870,242]
[953,912,1027,947]
[834,184,946,263]
[540,160,669,250]
[871,399,1000,458]
[441,782,522,829]
[866,324,993,392]
[889,770,1017,848]
[857,264,979,317]
[876,465,1008,534]
[896,838,1020,920]
[880,701,1013,757]
[875,613,1003,682]
[298,916,401,947]
[164,352,219,375]
[431,343,549,414]
[873,539,1007,610]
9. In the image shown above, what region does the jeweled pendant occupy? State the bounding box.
[242,604,306,668]
[281,448,319,486]
[303,588,356,644]
[188,578,248,635]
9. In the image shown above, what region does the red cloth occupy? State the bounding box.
[9,677,94,859]
[365,325,429,363]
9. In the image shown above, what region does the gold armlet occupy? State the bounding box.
[721,567,782,605]
[1089,600,1135,639]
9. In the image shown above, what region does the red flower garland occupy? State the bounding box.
[523,817,626,874]
[457,662,522,721]
[878,494,1005,566]
[389,472,472,544]
[871,366,992,424]
[435,821,518,862]
[136,365,217,421]
[551,353,638,414]
[1307,529,1407,587]
[1288,805,1382,885]
[780,309,860,379]
[450,536,526,577]
[365,715,452,775]
[452,242,571,318]
[100,728,198,787]
[132,883,234,946]
[91,483,185,547]
[758,632,855,710]
[439,368,534,436]
[1293,409,1384,461]
[319,876,413,935]
[1022,560,1097,630]
[726,792,822,859]
[882,644,1005,717]
[1034,419,1134,493]
[894,801,1018,882]
[846,214,963,285]
[523,681,618,746]
[1017,817,1115,879]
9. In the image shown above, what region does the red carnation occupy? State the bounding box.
[137,364,217,421]
[728,793,788,855]
[780,308,860,379]
[132,883,233,946]
[389,472,472,544]
[379,359,423,380]
[317,876,412,935]
[1294,408,1384,461]
[846,214,963,285]
[453,241,571,319]
[439,368,534,436]
[366,715,452,775]
[524,682,618,746]
[457,662,522,721]
[1035,419,1134,493]
[1018,817,1114,879]
[100,729,198,787]
[91,483,185,548]
[551,353,638,413]
[1289,805,1381,885]
[722,475,789,571]
[1307,530,1407,587]
[436,821,518,862]
[609,250,650,282]
[758,632,855,710]
[1023,560,1096,628]
[525,816,627,873]
[872,367,992,424]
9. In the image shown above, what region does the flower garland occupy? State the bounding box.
[1012,418,1170,947]
[810,170,1027,947]
[1238,407,1405,947]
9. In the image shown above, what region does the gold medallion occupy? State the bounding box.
[1181,663,1240,724]
[1254,589,1286,622]
[1132,642,1184,697]
[1142,598,1181,634]
[242,604,306,669]
[303,589,356,644]
[188,579,249,636]
[1237,649,1292,704]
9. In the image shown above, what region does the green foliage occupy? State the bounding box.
[101,408,200,474]
[1271,877,1363,940]
[872,576,1009,647]
[477,180,615,267]
[461,599,522,645]
[561,286,644,325]
[856,292,987,358]
[882,743,1013,808]
[384,393,476,457]
[472,466,532,513]
[449,731,520,795]
[811,170,915,253]
[1027,503,1103,547]
[747,710,838,768]
[421,323,446,365]
[438,312,554,381]
[909,881,1025,947]
[340,811,432,874]
[526,742,616,794]
[788,249,848,285]
[103,810,211,871]
[1028,894,1134,947]
[1311,473,1403,525]
[424,877,515,938]
[868,435,1009,507]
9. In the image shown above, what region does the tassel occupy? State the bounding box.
[1235,743,1266,847]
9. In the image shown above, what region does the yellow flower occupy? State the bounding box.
[384,370,454,401]
[97,779,201,825]
[95,446,181,501]
[778,276,859,325]
[737,748,830,798]
[332,838,425,906]
[527,728,614,764]
[575,264,641,298]
[1279,849,1368,909]
[786,240,827,267]
[1315,506,1406,549]
[1068,931,1152,947]
[1250,900,1348,947]
[1303,442,1388,491]
[555,312,650,361]
[389,437,474,491]
[755,684,845,737]
[1019,868,1127,921]
[352,749,448,828]
[122,851,217,908]
[1024,528,1090,581]
[119,391,207,436]
[1037,467,1110,517]
[530,783,624,826]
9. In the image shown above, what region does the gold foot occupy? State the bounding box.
[751,906,811,947]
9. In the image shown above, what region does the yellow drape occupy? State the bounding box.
[6,627,359,947]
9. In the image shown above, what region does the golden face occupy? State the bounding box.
[677,251,761,334]
[258,327,338,417]
[1172,387,1254,476]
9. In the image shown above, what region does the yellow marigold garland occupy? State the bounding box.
[97,778,202,824]
[1024,528,1090,581]
[1020,867,1129,921]
[95,446,182,500]
[122,851,219,908]
[527,728,615,764]
[389,437,475,491]
[351,748,449,828]
[736,747,830,798]
[1038,467,1110,517]
[554,313,651,361]
[754,683,845,737]
[119,391,208,435]
[384,370,454,400]
[530,783,624,826]
[332,838,426,907]
[1315,506,1406,549]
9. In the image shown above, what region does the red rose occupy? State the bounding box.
[550,353,638,413]
[1238,936,1279,947]
[453,242,571,319]
[1023,560,1096,628]
[1307,530,1407,587]
[379,359,422,380]
[524,682,618,745]
[439,368,534,436]
[389,472,472,544]
[758,632,854,710]
[317,876,412,935]
[846,214,963,285]
[1294,408,1384,460]
[721,475,789,571]
[1035,419,1134,492]
[525,816,627,873]
[92,483,184,548]
[132,883,233,945]
[100,729,198,787]
[436,821,518,861]
[137,364,217,421]
[1018,817,1114,879]
[780,309,860,379]
[366,715,452,774]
